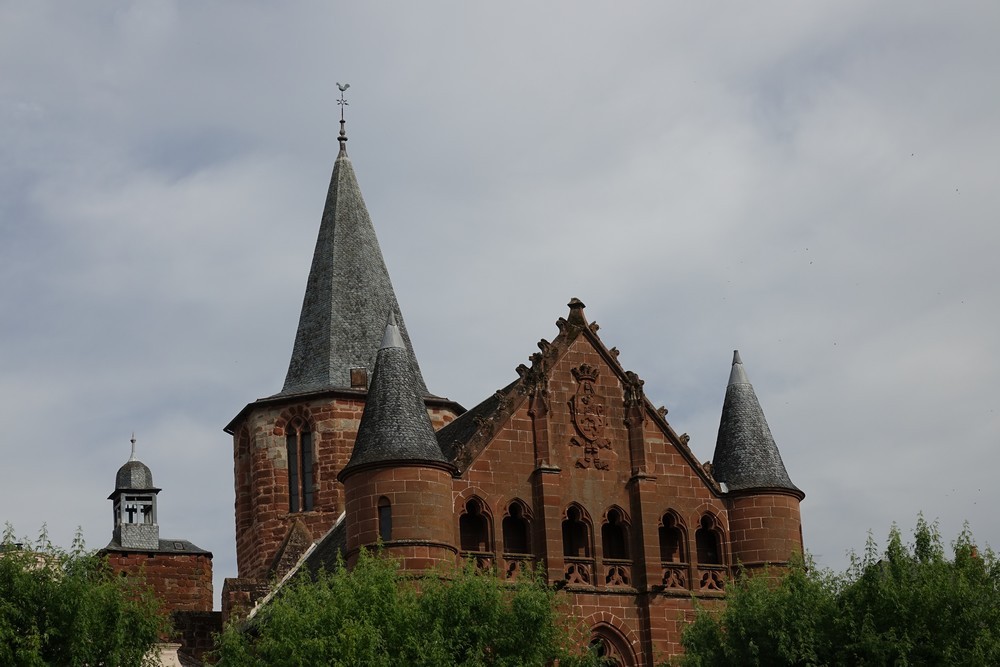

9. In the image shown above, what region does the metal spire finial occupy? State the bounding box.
[129,433,137,461]
[336,82,350,154]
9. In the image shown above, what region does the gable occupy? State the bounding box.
[443,299,721,517]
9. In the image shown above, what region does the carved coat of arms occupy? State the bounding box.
[569,364,612,470]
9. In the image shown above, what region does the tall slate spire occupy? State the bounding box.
[280,131,429,396]
[712,351,800,493]
[340,314,448,477]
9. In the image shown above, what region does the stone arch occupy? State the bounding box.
[582,613,639,667]
[658,509,687,564]
[600,505,631,561]
[695,511,725,566]
[458,495,494,554]
[501,497,532,555]
[562,503,594,558]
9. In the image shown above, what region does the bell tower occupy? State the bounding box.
[109,434,160,550]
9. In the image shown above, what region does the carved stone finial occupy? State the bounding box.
[656,405,668,418]
[588,321,600,333]
[567,298,587,328]
[609,347,620,359]
[679,433,690,445]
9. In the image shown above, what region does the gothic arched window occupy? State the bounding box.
[601,508,630,560]
[459,498,492,553]
[502,500,531,555]
[285,419,314,513]
[659,511,686,563]
[562,505,592,558]
[695,514,723,565]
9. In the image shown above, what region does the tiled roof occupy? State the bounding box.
[340,316,448,476]
[279,143,429,397]
[712,351,801,494]
[102,538,211,556]
[114,459,158,491]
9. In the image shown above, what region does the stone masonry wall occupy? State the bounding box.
[105,551,213,612]
[234,395,460,582]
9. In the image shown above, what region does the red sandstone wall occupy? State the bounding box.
[344,465,457,570]
[451,335,738,665]
[233,396,461,581]
[105,552,213,613]
[726,492,802,569]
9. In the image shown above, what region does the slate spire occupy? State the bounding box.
[712,351,800,493]
[340,314,448,477]
[280,127,429,396]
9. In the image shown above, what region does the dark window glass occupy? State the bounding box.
[602,509,629,560]
[659,513,685,563]
[378,498,392,542]
[286,432,299,513]
[696,515,722,565]
[562,506,591,557]
[460,499,490,552]
[301,431,314,511]
[502,502,531,554]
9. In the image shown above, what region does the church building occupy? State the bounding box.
[108,114,804,665]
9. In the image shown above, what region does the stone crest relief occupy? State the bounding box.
[569,364,612,470]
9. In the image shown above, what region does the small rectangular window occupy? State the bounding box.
[378,500,392,542]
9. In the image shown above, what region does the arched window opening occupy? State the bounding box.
[377,497,392,543]
[285,419,314,513]
[601,508,630,560]
[502,501,531,555]
[696,514,723,565]
[589,626,636,667]
[562,505,591,558]
[659,512,686,563]
[459,498,491,553]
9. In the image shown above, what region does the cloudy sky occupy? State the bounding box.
[3,2,998,607]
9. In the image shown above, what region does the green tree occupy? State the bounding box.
[0,525,167,667]
[216,549,602,667]
[680,517,1000,667]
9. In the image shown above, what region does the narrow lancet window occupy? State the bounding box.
[285,419,315,513]
[378,497,392,542]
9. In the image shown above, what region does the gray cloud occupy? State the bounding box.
[2,1,999,605]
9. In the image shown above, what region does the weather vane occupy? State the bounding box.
[337,82,350,121]
[336,82,350,149]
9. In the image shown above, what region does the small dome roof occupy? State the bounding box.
[114,459,157,491]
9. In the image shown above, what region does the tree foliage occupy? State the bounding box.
[216,550,602,667]
[0,525,167,667]
[680,517,1000,666]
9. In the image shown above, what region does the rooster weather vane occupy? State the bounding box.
[336,82,350,148]
[337,82,350,121]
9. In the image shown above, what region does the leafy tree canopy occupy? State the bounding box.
[0,525,167,667]
[680,517,1000,667]
[216,549,602,667]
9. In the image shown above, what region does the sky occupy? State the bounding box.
[2,2,999,608]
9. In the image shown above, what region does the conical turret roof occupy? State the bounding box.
[340,314,449,478]
[712,351,800,494]
[280,140,429,396]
